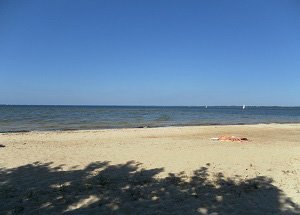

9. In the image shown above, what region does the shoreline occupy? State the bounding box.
[1,122,300,134]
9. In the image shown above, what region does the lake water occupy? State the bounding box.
[1,105,300,132]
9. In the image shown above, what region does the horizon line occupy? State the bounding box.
[1,104,300,107]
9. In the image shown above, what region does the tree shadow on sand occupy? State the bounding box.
[0,161,299,214]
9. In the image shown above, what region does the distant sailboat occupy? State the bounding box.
[243,105,246,110]
[205,105,208,109]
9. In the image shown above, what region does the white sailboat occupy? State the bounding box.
[243,105,246,110]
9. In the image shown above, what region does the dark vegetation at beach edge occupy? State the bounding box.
[0,161,299,214]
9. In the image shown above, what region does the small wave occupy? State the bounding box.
[154,114,171,122]
[0,130,31,134]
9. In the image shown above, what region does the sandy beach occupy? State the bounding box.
[1,124,300,214]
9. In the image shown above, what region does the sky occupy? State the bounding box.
[0,0,300,106]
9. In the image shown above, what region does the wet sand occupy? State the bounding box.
[0,124,300,214]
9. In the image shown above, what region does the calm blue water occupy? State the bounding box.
[0,105,300,132]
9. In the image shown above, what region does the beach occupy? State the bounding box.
[1,124,300,214]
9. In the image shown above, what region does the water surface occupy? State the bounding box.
[1,105,300,132]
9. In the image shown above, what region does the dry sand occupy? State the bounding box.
[0,124,300,214]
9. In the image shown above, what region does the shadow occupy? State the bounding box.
[0,161,299,214]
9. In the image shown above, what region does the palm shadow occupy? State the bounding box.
[0,161,299,214]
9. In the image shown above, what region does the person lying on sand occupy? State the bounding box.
[211,136,248,142]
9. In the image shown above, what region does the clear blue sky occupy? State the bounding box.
[1,0,299,106]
